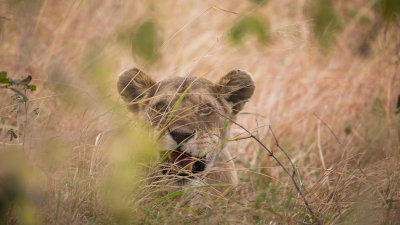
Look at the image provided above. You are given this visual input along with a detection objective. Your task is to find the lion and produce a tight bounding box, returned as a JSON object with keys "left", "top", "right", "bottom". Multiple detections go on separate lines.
{"left": 117, "top": 68, "right": 255, "bottom": 189}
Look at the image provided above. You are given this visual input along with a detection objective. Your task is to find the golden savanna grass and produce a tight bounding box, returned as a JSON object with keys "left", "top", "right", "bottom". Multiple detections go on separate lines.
{"left": 1, "top": 0, "right": 399, "bottom": 224}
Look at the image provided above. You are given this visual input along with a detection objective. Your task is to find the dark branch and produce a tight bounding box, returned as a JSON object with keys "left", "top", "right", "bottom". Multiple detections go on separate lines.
{"left": 214, "top": 110, "right": 321, "bottom": 225}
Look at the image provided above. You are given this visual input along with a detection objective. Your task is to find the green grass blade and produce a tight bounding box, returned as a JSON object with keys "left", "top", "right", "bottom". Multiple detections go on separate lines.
{"left": 165, "top": 72, "right": 208, "bottom": 125}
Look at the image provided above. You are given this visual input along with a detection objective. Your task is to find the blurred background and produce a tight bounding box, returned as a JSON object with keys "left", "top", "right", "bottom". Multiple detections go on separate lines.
{"left": 0, "top": 0, "right": 399, "bottom": 224}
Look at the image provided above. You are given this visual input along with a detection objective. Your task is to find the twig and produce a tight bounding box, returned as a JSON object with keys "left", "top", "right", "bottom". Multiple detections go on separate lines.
{"left": 1, "top": 86, "right": 29, "bottom": 102}
{"left": 269, "top": 125, "right": 297, "bottom": 178}
{"left": 0, "top": 15, "right": 11, "bottom": 21}
{"left": 229, "top": 135, "right": 253, "bottom": 141}
{"left": 313, "top": 114, "right": 342, "bottom": 146}
{"left": 214, "top": 110, "right": 321, "bottom": 225}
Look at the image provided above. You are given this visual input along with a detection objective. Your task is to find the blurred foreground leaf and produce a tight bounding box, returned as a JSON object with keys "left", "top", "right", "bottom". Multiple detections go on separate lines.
{"left": 0, "top": 71, "right": 10, "bottom": 84}
{"left": 100, "top": 125, "right": 158, "bottom": 223}
{"left": 250, "top": 0, "right": 268, "bottom": 6}
{"left": 378, "top": 0, "right": 400, "bottom": 22}
{"left": 6, "top": 0, "right": 43, "bottom": 9}
{"left": 131, "top": 19, "right": 160, "bottom": 64}
{"left": 82, "top": 42, "right": 115, "bottom": 96}
{"left": 47, "top": 63, "right": 86, "bottom": 109}
{"left": 229, "top": 15, "right": 271, "bottom": 45}
{"left": 0, "top": 151, "right": 45, "bottom": 225}
{"left": 27, "top": 85, "right": 36, "bottom": 91}
{"left": 307, "top": 0, "right": 342, "bottom": 52}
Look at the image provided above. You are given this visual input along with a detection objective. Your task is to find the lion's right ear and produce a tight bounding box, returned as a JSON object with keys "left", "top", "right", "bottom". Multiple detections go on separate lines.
{"left": 217, "top": 69, "right": 255, "bottom": 114}
{"left": 117, "top": 68, "right": 156, "bottom": 111}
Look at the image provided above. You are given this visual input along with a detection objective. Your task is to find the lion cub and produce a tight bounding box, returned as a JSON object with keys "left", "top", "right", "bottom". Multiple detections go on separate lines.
{"left": 117, "top": 68, "right": 255, "bottom": 188}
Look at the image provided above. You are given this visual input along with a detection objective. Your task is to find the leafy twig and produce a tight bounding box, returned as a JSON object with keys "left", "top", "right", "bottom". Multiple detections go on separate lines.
{"left": 8, "top": 87, "right": 28, "bottom": 102}
{"left": 0, "top": 72, "right": 36, "bottom": 102}
{"left": 1, "top": 71, "right": 37, "bottom": 149}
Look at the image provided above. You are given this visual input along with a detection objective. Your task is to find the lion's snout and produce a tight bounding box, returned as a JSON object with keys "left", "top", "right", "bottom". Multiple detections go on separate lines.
{"left": 162, "top": 127, "right": 208, "bottom": 177}
{"left": 168, "top": 127, "right": 195, "bottom": 146}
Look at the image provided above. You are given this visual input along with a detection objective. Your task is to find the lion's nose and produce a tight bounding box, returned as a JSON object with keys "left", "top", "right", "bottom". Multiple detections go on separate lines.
{"left": 169, "top": 129, "right": 195, "bottom": 144}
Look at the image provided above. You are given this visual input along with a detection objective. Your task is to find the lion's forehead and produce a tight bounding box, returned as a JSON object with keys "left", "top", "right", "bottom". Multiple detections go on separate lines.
{"left": 142, "top": 76, "right": 232, "bottom": 131}
{"left": 154, "top": 77, "right": 215, "bottom": 94}
{"left": 148, "top": 77, "right": 224, "bottom": 110}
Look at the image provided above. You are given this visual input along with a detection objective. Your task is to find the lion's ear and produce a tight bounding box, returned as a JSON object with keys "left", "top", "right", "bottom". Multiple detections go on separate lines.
{"left": 117, "top": 68, "right": 156, "bottom": 111}
{"left": 217, "top": 69, "right": 255, "bottom": 114}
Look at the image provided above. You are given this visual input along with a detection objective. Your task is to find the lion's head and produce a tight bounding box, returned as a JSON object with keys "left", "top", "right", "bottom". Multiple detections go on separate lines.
{"left": 117, "top": 68, "right": 255, "bottom": 186}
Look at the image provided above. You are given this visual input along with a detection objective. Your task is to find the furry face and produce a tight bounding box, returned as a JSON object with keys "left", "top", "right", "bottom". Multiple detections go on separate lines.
{"left": 117, "top": 68, "right": 255, "bottom": 186}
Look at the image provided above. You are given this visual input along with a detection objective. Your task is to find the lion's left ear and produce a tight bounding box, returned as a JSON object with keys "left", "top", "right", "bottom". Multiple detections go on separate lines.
{"left": 217, "top": 69, "right": 255, "bottom": 114}
{"left": 117, "top": 68, "right": 156, "bottom": 112}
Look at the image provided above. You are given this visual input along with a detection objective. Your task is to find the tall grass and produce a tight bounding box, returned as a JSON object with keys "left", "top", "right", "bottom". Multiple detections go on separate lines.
{"left": 1, "top": 0, "right": 399, "bottom": 224}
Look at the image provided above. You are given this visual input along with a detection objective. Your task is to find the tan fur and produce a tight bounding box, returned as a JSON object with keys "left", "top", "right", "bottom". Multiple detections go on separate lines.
{"left": 117, "top": 68, "right": 255, "bottom": 189}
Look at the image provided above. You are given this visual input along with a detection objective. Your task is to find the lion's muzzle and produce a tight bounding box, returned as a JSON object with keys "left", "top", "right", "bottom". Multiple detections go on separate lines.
{"left": 162, "top": 150, "right": 207, "bottom": 176}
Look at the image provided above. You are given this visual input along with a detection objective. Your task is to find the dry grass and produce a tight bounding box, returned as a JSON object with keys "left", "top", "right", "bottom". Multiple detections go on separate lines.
{"left": 1, "top": 0, "right": 399, "bottom": 224}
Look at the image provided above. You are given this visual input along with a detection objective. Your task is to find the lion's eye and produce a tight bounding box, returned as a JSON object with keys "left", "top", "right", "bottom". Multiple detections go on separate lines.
{"left": 153, "top": 102, "right": 167, "bottom": 112}
{"left": 199, "top": 105, "right": 213, "bottom": 116}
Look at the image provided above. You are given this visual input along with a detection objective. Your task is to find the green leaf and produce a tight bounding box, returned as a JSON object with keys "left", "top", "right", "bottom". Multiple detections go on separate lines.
{"left": 0, "top": 78, "right": 10, "bottom": 84}
{"left": 251, "top": 0, "right": 268, "bottom": 5}
{"left": 379, "top": 0, "right": 400, "bottom": 22}
{"left": 131, "top": 19, "right": 160, "bottom": 63}
{"left": 397, "top": 95, "right": 400, "bottom": 109}
{"left": 0, "top": 71, "right": 7, "bottom": 78}
{"left": 27, "top": 85, "right": 36, "bottom": 91}
{"left": 229, "top": 15, "right": 271, "bottom": 45}
{"left": 0, "top": 71, "right": 10, "bottom": 84}
{"left": 307, "top": 0, "right": 342, "bottom": 52}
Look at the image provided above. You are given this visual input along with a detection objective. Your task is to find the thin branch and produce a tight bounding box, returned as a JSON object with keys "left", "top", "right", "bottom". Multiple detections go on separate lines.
{"left": 314, "top": 114, "right": 342, "bottom": 146}
{"left": 269, "top": 125, "right": 297, "bottom": 178}
{"left": 2, "top": 86, "right": 29, "bottom": 102}
{"left": 214, "top": 110, "right": 321, "bottom": 225}
{"left": 229, "top": 135, "right": 253, "bottom": 141}
{"left": 0, "top": 15, "right": 10, "bottom": 21}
